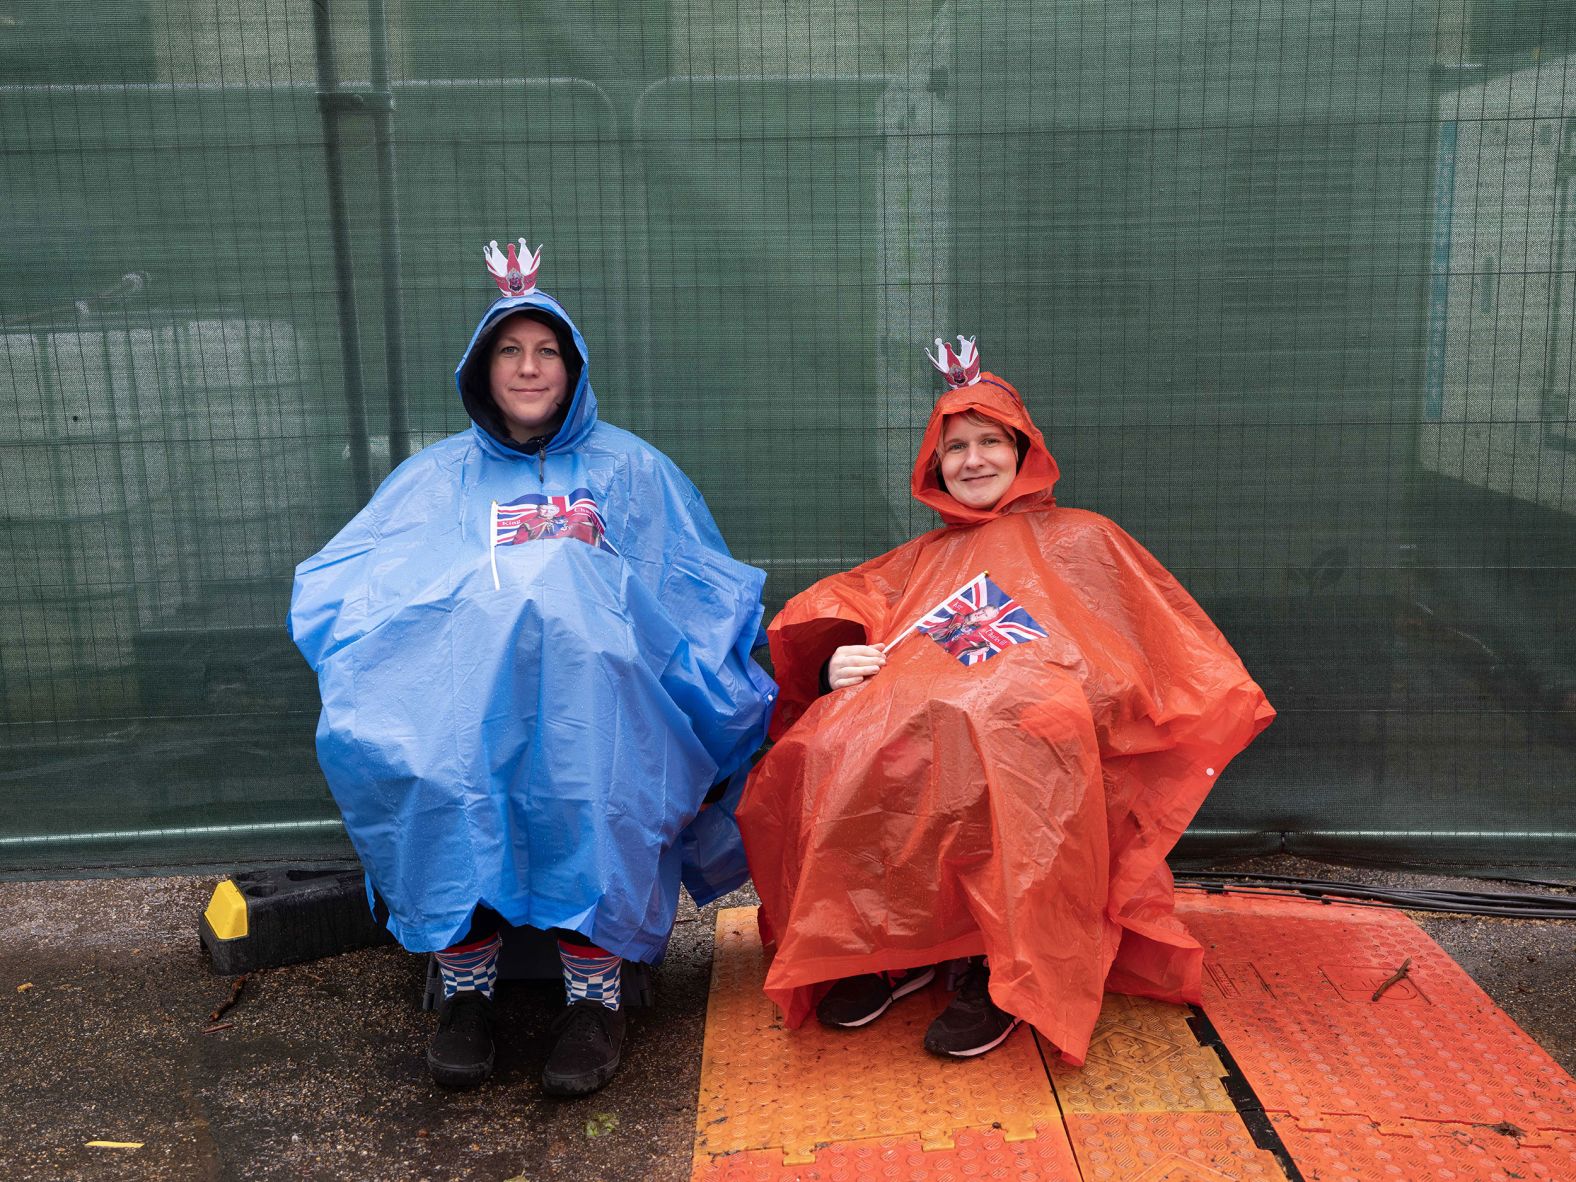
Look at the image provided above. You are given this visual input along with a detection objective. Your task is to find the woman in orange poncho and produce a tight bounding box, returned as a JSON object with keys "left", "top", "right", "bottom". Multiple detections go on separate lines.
{"left": 737, "top": 338, "right": 1274, "bottom": 1065}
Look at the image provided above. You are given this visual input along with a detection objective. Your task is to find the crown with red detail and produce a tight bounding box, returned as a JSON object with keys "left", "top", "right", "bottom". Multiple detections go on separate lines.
{"left": 926, "top": 335, "right": 981, "bottom": 389}
{"left": 483, "top": 238, "right": 543, "bottom": 297}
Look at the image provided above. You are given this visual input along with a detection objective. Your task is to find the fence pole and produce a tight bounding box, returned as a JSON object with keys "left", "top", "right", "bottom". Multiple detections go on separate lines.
{"left": 368, "top": 0, "right": 410, "bottom": 469}
{"left": 311, "top": 0, "right": 373, "bottom": 503}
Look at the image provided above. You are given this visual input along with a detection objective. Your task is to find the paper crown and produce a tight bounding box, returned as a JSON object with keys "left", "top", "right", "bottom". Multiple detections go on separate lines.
{"left": 483, "top": 238, "right": 543, "bottom": 297}
{"left": 926, "top": 335, "right": 981, "bottom": 389}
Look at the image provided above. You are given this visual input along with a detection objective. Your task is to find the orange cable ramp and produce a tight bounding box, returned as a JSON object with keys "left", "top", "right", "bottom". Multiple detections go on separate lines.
{"left": 691, "top": 898, "right": 1576, "bottom": 1181}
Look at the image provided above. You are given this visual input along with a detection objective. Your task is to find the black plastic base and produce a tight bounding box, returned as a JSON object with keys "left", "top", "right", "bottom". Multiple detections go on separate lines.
{"left": 198, "top": 867, "right": 656, "bottom": 1006}
{"left": 199, "top": 867, "right": 394, "bottom": 976}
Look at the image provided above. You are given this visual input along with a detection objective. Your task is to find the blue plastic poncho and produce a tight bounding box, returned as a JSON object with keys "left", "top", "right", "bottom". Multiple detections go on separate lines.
{"left": 288, "top": 289, "right": 776, "bottom": 960}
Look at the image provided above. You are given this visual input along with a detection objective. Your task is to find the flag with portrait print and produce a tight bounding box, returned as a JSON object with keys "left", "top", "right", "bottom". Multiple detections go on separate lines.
{"left": 916, "top": 572, "right": 1047, "bottom": 665}
{"left": 494, "top": 488, "right": 618, "bottom": 555}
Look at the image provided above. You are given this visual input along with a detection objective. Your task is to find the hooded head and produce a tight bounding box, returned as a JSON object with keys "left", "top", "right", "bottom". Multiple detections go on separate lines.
{"left": 454, "top": 241, "right": 595, "bottom": 454}
{"left": 910, "top": 366, "right": 1060, "bottom": 527}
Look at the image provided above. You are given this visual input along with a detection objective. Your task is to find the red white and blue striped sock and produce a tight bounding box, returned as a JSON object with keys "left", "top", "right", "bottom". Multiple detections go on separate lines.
{"left": 557, "top": 939, "right": 622, "bottom": 1010}
{"left": 434, "top": 933, "right": 502, "bottom": 999}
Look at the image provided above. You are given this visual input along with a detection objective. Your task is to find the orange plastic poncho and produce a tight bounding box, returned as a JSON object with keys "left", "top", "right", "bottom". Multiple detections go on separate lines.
{"left": 737, "top": 373, "right": 1274, "bottom": 1064}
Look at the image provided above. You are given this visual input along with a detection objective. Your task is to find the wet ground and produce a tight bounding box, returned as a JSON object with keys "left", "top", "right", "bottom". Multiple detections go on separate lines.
{"left": 2, "top": 856, "right": 1572, "bottom": 1182}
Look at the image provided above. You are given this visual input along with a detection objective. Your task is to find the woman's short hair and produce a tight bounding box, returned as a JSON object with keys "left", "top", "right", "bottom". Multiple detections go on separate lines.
{"left": 936, "top": 408, "right": 1030, "bottom": 465}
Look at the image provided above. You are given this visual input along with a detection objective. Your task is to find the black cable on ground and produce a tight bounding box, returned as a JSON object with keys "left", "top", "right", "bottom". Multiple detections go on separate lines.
{"left": 1174, "top": 872, "right": 1576, "bottom": 919}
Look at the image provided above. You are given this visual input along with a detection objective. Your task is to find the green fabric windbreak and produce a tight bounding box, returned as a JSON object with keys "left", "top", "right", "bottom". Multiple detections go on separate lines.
{"left": 2, "top": 1, "right": 1573, "bottom": 873}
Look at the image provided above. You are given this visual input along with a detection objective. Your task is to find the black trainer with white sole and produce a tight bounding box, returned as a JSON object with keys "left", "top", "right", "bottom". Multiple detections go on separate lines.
{"left": 815, "top": 965, "right": 937, "bottom": 1028}
{"left": 922, "top": 958, "right": 1021, "bottom": 1057}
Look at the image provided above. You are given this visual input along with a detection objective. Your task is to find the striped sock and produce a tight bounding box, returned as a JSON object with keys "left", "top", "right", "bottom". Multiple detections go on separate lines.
{"left": 557, "top": 939, "right": 622, "bottom": 1011}
{"left": 435, "top": 933, "right": 502, "bottom": 999}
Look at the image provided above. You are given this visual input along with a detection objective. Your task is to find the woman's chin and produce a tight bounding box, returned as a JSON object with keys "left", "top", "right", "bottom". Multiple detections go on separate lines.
{"left": 955, "top": 486, "right": 1005, "bottom": 510}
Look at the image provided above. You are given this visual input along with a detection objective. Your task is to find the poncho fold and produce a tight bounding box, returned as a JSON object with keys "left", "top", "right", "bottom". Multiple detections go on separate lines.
{"left": 738, "top": 374, "right": 1272, "bottom": 1063}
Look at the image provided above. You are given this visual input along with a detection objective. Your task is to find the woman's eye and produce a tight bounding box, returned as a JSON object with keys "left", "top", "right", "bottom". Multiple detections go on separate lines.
{"left": 542, "top": 348, "right": 558, "bottom": 357}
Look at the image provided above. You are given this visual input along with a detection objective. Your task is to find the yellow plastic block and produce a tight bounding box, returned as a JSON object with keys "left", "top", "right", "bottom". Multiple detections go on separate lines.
{"left": 202, "top": 879, "right": 248, "bottom": 940}
{"left": 1047, "top": 993, "right": 1237, "bottom": 1115}
{"left": 693, "top": 907, "right": 1060, "bottom": 1165}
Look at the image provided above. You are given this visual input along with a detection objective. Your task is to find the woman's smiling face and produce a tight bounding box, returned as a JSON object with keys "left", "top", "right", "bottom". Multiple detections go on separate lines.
{"left": 489, "top": 314, "right": 570, "bottom": 440}
{"left": 938, "top": 413, "right": 1019, "bottom": 510}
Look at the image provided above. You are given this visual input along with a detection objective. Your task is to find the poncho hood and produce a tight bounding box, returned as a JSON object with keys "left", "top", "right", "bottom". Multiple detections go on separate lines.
{"left": 455, "top": 289, "right": 596, "bottom": 457}
{"left": 911, "top": 372, "right": 1061, "bottom": 526}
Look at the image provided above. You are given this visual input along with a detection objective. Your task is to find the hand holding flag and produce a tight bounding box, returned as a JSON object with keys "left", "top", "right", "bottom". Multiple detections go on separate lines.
{"left": 881, "top": 571, "right": 992, "bottom": 654}
{"left": 826, "top": 644, "right": 887, "bottom": 689}
{"left": 883, "top": 571, "right": 1048, "bottom": 666}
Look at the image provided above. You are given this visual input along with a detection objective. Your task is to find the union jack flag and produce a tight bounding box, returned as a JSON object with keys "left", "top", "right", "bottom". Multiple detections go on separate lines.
{"left": 493, "top": 488, "right": 618, "bottom": 555}
{"left": 916, "top": 573, "right": 1046, "bottom": 665}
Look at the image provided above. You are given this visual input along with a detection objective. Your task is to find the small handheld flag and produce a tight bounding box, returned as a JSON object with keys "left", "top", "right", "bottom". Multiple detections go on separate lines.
{"left": 882, "top": 571, "right": 987, "bottom": 655}
{"left": 496, "top": 489, "right": 616, "bottom": 551}
{"left": 885, "top": 571, "right": 1047, "bottom": 665}
{"left": 489, "top": 489, "right": 618, "bottom": 589}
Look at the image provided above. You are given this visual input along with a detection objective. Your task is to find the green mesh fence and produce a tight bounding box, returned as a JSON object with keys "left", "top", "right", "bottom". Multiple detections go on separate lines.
{"left": 2, "top": 1, "right": 1574, "bottom": 873}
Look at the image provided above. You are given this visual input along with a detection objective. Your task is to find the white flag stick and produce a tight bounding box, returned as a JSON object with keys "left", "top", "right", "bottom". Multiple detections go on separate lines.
{"left": 879, "top": 570, "right": 987, "bottom": 654}
{"left": 490, "top": 500, "right": 502, "bottom": 590}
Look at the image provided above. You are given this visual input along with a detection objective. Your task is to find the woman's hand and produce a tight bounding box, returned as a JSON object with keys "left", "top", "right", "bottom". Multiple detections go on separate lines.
{"left": 827, "top": 644, "right": 887, "bottom": 689}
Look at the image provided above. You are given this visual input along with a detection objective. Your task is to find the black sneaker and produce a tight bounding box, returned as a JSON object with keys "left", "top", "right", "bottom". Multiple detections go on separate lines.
{"left": 815, "top": 966, "right": 937, "bottom": 1028}
{"left": 541, "top": 1000, "right": 627, "bottom": 1097}
{"left": 426, "top": 990, "right": 496, "bottom": 1087}
{"left": 922, "top": 958, "right": 1021, "bottom": 1057}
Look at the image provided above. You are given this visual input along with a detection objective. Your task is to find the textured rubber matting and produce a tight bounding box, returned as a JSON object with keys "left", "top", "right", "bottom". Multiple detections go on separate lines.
{"left": 693, "top": 907, "right": 1065, "bottom": 1170}
{"left": 692, "top": 1124, "right": 1081, "bottom": 1182}
{"left": 694, "top": 899, "right": 1576, "bottom": 1181}
{"left": 1066, "top": 1112, "right": 1288, "bottom": 1181}
{"left": 1047, "top": 994, "right": 1283, "bottom": 1180}
{"left": 1181, "top": 892, "right": 1576, "bottom": 1179}
{"left": 1046, "top": 993, "right": 1236, "bottom": 1115}
{"left": 1268, "top": 1112, "right": 1576, "bottom": 1181}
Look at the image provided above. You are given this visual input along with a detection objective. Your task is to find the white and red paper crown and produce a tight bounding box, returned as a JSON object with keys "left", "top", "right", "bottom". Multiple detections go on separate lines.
{"left": 926, "top": 335, "right": 981, "bottom": 388}
{"left": 483, "top": 238, "right": 543, "bottom": 297}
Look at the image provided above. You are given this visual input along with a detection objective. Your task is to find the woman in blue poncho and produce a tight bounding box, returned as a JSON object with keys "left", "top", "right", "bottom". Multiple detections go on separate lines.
{"left": 288, "top": 241, "right": 775, "bottom": 1096}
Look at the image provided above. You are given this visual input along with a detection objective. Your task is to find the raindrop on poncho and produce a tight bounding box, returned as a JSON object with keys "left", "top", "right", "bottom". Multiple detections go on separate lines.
{"left": 289, "top": 289, "right": 776, "bottom": 960}
{"left": 738, "top": 373, "right": 1273, "bottom": 1063}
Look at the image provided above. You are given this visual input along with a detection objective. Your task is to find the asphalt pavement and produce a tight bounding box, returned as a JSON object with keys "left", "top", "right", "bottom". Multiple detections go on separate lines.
{"left": 2, "top": 856, "right": 1571, "bottom": 1182}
